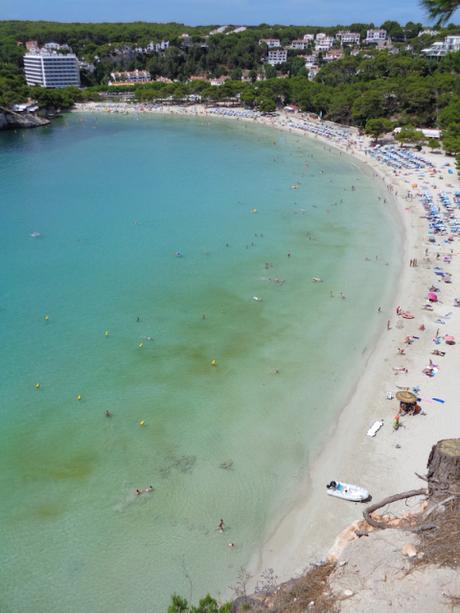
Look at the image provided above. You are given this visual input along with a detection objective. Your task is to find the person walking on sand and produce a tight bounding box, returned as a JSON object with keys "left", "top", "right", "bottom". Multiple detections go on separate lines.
{"left": 387, "top": 320, "right": 391, "bottom": 331}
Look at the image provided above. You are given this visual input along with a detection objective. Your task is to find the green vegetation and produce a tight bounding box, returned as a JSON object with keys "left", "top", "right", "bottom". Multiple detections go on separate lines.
{"left": 167, "top": 593, "right": 232, "bottom": 613}
{"left": 365, "top": 117, "right": 394, "bottom": 141}
{"left": 0, "top": 20, "right": 459, "bottom": 161}
{"left": 421, "top": 0, "right": 460, "bottom": 24}
{"left": 394, "top": 125, "right": 427, "bottom": 145}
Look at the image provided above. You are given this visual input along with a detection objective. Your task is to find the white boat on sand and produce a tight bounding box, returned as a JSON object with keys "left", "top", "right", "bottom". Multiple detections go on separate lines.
{"left": 326, "top": 480, "right": 369, "bottom": 502}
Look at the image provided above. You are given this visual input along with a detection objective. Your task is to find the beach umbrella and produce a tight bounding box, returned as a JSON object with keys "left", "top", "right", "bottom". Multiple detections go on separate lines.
{"left": 445, "top": 335, "right": 456, "bottom": 345}
{"left": 427, "top": 291, "right": 438, "bottom": 302}
{"left": 395, "top": 390, "right": 417, "bottom": 404}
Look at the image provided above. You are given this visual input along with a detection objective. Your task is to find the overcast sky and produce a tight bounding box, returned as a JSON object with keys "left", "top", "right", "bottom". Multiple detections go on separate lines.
{"left": 1, "top": 0, "right": 438, "bottom": 26}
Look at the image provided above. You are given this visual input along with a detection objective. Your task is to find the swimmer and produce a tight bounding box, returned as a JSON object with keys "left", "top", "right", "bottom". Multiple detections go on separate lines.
{"left": 228, "top": 543, "right": 235, "bottom": 548}
{"left": 136, "top": 489, "right": 142, "bottom": 496}
{"left": 218, "top": 519, "right": 225, "bottom": 532}
{"left": 105, "top": 410, "right": 112, "bottom": 417}
{"left": 144, "top": 486, "right": 154, "bottom": 493}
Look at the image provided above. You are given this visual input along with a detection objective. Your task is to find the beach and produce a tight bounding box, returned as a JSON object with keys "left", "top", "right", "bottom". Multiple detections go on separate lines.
{"left": 2, "top": 102, "right": 458, "bottom": 608}
{"left": 74, "top": 100, "right": 460, "bottom": 586}
{"left": 73, "top": 101, "right": 460, "bottom": 587}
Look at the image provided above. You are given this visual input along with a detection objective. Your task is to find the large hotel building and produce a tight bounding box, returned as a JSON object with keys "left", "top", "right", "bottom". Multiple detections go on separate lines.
{"left": 23, "top": 52, "right": 81, "bottom": 88}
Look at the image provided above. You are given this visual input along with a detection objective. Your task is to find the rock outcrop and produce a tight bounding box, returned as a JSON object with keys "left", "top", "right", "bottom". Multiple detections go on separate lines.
{"left": 0, "top": 106, "right": 49, "bottom": 130}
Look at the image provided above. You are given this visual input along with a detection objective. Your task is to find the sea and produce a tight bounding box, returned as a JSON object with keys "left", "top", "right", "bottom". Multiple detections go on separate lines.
{"left": 0, "top": 112, "right": 401, "bottom": 612}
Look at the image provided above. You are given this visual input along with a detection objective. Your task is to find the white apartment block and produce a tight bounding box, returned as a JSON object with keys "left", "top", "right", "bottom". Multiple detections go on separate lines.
{"left": 23, "top": 52, "right": 80, "bottom": 88}
{"left": 259, "top": 38, "right": 281, "bottom": 48}
{"left": 336, "top": 31, "right": 360, "bottom": 45}
{"left": 303, "top": 34, "right": 315, "bottom": 42}
{"left": 109, "top": 69, "right": 151, "bottom": 83}
{"left": 290, "top": 39, "right": 309, "bottom": 50}
{"left": 315, "top": 39, "right": 334, "bottom": 52}
{"left": 315, "top": 33, "right": 335, "bottom": 51}
{"left": 365, "top": 29, "right": 388, "bottom": 44}
{"left": 267, "top": 48, "right": 288, "bottom": 65}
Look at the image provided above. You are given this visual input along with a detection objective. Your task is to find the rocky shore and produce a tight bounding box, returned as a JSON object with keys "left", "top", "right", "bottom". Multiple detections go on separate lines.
{"left": 0, "top": 106, "right": 49, "bottom": 130}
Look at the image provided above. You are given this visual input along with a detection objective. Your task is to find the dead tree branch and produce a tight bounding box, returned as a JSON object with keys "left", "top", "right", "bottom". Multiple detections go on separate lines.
{"left": 363, "top": 488, "right": 427, "bottom": 529}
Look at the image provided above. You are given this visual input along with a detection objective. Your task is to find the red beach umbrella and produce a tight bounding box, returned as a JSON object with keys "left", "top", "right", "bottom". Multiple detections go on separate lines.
{"left": 427, "top": 292, "right": 438, "bottom": 302}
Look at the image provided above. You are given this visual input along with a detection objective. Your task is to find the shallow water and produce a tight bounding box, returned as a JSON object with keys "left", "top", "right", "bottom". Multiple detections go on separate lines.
{"left": 0, "top": 113, "right": 400, "bottom": 612}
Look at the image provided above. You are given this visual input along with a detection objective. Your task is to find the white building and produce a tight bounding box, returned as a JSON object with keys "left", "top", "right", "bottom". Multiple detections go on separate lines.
{"left": 209, "top": 26, "right": 229, "bottom": 35}
{"left": 422, "top": 35, "right": 460, "bottom": 57}
{"left": 289, "top": 39, "right": 309, "bottom": 50}
{"left": 315, "top": 33, "right": 334, "bottom": 51}
{"left": 303, "top": 34, "right": 315, "bottom": 42}
{"left": 324, "top": 49, "right": 344, "bottom": 62}
{"left": 304, "top": 54, "right": 317, "bottom": 68}
{"left": 145, "top": 40, "right": 169, "bottom": 53}
{"left": 109, "top": 69, "right": 151, "bottom": 84}
{"left": 446, "top": 36, "right": 460, "bottom": 51}
{"left": 336, "top": 31, "right": 360, "bottom": 45}
{"left": 267, "top": 48, "right": 287, "bottom": 65}
{"left": 23, "top": 52, "right": 80, "bottom": 88}
{"left": 308, "top": 66, "right": 320, "bottom": 80}
{"left": 365, "top": 29, "right": 388, "bottom": 45}
{"left": 315, "top": 39, "right": 334, "bottom": 52}
{"left": 42, "top": 42, "right": 71, "bottom": 52}
{"left": 231, "top": 27, "right": 247, "bottom": 34}
{"left": 259, "top": 38, "right": 281, "bottom": 49}
{"left": 180, "top": 33, "right": 192, "bottom": 48}
{"left": 418, "top": 29, "right": 439, "bottom": 37}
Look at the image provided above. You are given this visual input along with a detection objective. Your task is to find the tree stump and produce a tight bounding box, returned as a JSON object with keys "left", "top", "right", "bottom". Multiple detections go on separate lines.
{"left": 426, "top": 439, "right": 460, "bottom": 497}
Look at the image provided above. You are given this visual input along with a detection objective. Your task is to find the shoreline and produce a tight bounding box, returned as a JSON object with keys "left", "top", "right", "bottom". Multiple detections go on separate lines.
{"left": 74, "top": 101, "right": 460, "bottom": 590}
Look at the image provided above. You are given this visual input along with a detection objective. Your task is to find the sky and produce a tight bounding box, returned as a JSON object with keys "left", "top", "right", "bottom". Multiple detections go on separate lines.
{"left": 1, "top": 0, "right": 432, "bottom": 26}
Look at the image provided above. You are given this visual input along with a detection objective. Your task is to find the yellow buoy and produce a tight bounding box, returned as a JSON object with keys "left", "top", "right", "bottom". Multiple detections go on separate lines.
{"left": 138, "top": 342, "right": 144, "bottom": 348}
{"left": 139, "top": 420, "right": 145, "bottom": 427}
{"left": 211, "top": 359, "right": 217, "bottom": 367}
{"left": 76, "top": 394, "right": 82, "bottom": 401}
{"left": 44, "top": 314, "right": 49, "bottom": 321}
{"left": 34, "top": 383, "right": 41, "bottom": 390}
{"left": 251, "top": 208, "right": 257, "bottom": 214}
{"left": 104, "top": 330, "right": 110, "bottom": 337}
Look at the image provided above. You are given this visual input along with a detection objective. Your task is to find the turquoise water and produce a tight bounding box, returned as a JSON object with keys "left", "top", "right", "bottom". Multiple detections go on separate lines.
{"left": 0, "top": 113, "right": 400, "bottom": 612}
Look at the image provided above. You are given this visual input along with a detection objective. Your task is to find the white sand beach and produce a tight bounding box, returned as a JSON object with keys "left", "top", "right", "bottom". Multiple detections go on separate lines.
{"left": 75, "top": 101, "right": 460, "bottom": 585}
